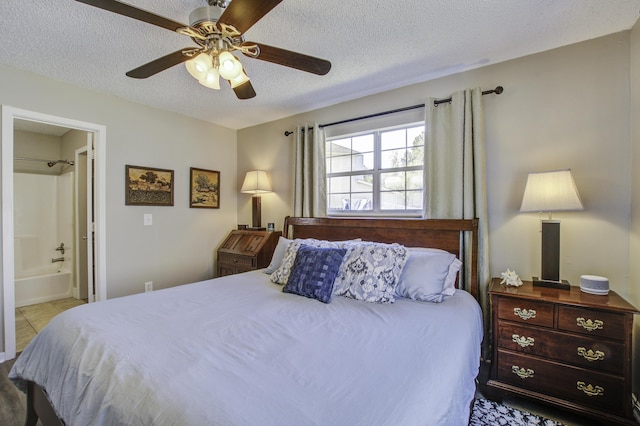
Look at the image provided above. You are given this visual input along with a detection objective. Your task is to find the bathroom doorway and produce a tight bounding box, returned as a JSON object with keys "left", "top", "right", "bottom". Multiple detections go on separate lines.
{"left": 1, "top": 106, "right": 106, "bottom": 361}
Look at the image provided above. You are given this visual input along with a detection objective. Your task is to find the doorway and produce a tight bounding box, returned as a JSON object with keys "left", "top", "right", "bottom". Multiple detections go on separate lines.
{"left": 1, "top": 106, "right": 107, "bottom": 361}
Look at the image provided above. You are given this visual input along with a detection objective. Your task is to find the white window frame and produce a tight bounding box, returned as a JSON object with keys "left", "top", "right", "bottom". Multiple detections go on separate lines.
{"left": 326, "top": 121, "right": 425, "bottom": 217}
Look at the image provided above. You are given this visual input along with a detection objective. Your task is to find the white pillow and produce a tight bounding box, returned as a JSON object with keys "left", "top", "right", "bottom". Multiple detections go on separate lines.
{"left": 263, "top": 236, "right": 291, "bottom": 274}
{"left": 395, "top": 248, "right": 462, "bottom": 303}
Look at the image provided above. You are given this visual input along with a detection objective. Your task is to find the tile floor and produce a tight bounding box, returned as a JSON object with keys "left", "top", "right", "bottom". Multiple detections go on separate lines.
{"left": 15, "top": 298, "right": 86, "bottom": 352}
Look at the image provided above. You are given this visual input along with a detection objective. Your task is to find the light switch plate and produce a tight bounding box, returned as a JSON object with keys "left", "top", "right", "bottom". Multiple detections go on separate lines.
{"left": 143, "top": 213, "right": 152, "bottom": 226}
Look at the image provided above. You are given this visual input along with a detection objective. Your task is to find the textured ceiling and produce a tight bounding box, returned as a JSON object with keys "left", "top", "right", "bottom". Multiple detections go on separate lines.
{"left": 1, "top": 0, "right": 639, "bottom": 130}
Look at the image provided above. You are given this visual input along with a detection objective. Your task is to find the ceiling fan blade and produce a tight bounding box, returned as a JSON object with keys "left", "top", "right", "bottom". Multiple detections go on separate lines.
{"left": 219, "top": 0, "right": 282, "bottom": 34}
{"left": 232, "top": 80, "right": 256, "bottom": 99}
{"left": 246, "top": 43, "right": 331, "bottom": 75}
{"left": 75, "top": 0, "right": 188, "bottom": 32}
{"left": 126, "top": 49, "right": 198, "bottom": 79}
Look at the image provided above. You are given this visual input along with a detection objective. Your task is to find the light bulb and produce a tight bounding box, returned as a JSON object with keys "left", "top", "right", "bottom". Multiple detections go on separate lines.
{"left": 186, "top": 53, "right": 212, "bottom": 81}
{"left": 218, "top": 51, "right": 243, "bottom": 80}
{"left": 199, "top": 67, "right": 220, "bottom": 90}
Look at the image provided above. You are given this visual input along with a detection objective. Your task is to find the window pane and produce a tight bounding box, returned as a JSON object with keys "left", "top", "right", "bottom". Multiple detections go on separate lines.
{"left": 352, "top": 134, "right": 374, "bottom": 153}
{"left": 330, "top": 138, "right": 351, "bottom": 151}
{"left": 406, "top": 170, "right": 423, "bottom": 190}
{"left": 347, "top": 193, "right": 372, "bottom": 210}
{"left": 352, "top": 151, "right": 373, "bottom": 171}
{"left": 351, "top": 174, "right": 373, "bottom": 192}
{"left": 406, "top": 145, "right": 424, "bottom": 167}
{"left": 381, "top": 148, "right": 406, "bottom": 169}
{"left": 329, "top": 193, "right": 350, "bottom": 210}
{"left": 406, "top": 190, "right": 423, "bottom": 210}
{"left": 381, "top": 171, "right": 405, "bottom": 191}
{"left": 380, "top": 191, "right": 406, "bottom": 210}
{"left": 381, "top": 129, "right": 406, "bottom": 150}
{"left": 329, "top": 155, "right": 352, "bottom": 173}
{"left": 407, "top": 127, "right": 424, "bottom": 147}
{"left": 328, "top": 176, "right": 351, "bottom": 193}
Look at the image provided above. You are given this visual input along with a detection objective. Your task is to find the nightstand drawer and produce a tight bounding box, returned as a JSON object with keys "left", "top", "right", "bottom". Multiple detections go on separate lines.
{"left": 497, "top": 350, "right": 624, "bottom": 413}
{"left": 558, "top": 306, "right": 626, "bottom": 340}
{"left": 218, "top": 253, "right": 255, "bottom": 268}
{"left": 498, "top": 322, "right": 624, "bottom": 374}
{"left": 496, "top": 297, "right": 554, "bottom": 327}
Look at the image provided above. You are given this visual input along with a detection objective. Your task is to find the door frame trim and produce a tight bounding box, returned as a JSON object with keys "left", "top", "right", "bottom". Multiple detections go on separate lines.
{"left": 1, "top": 105, "right": 107, "bottom": 361}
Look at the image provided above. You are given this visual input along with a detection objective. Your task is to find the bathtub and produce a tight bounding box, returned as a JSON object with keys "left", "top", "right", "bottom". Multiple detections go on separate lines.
{"left": 15, "top": 266, "right": 72, "bottom": 308}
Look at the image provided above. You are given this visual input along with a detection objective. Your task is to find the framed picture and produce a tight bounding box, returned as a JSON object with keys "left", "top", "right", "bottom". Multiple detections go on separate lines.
{"left": 125, "top": 165, "right": 174, "bottom": 206}
{"left": 190, "top": 167, "right": 220, "bottom": 209}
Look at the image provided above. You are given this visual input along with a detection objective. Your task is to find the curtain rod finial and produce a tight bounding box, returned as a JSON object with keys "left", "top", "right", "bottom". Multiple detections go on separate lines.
{"left": 494, "top": 86, "right": 504, "bottom": 94}
{"left": 284, "top": 130, "right": 293, "bottom": 137}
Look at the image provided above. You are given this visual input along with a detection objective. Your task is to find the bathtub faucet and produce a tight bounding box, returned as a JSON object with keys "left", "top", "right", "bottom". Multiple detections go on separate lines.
{"left": 51, "top": 257, "right": 64, "bottom": 263}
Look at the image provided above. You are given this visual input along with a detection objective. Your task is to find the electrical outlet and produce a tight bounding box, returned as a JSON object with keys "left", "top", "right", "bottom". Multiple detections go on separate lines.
{"left": 144, "top": 281, "right": 153, "bottom": 292}
{"left": 143, "top": 214, "right": 152, "bottom": 226}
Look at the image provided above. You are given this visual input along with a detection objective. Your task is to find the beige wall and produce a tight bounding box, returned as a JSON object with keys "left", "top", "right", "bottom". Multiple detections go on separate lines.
{"left": 630, "top": 16, "right": 640, "bottom": 398}
{"left": 239, "top": 31, "right": 636, "bottom": 306}
{"left": 0, "top": 64, "right": 238, "bottom": 354}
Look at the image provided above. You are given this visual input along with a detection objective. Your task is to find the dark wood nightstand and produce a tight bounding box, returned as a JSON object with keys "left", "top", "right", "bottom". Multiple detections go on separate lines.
{"left": 487, "top": 277, "right": 638, "bottom": 425}
{"left": 216, "top": 229, "right": 281, "bottom": 277}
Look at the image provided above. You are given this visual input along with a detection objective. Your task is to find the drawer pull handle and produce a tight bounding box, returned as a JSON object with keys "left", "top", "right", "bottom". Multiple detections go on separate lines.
{"left": 513, "top": 308, "right": 536, "bottom": 320}
{"left": 511, "top": 366, "right": 534, "bottom": 379}
{"left": 576, "top": 317, "right": 604, "bottom": 332}
{"left": 577, "top": 347, "right": 605, "bottom": 362}
{"left": 512, "top": 334, "right": 535, "bottom": 348}
{"left": 577, "top": 381, "right": 604, "bottom": 397}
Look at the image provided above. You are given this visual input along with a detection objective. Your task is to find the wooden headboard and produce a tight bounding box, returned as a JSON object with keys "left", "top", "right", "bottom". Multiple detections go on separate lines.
{"left": 283, "top": 216, "right": 479, "bottom": 299}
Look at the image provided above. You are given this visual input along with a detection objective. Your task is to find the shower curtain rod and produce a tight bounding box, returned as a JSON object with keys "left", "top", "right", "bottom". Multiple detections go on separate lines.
{"left": 283, "top": 85, "right": 503, "bottom": 136}
{"left": 14, "top": 156, "right": 74, "bottom": 167}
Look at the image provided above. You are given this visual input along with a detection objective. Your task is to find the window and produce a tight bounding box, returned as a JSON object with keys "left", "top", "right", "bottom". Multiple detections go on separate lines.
{"left": 325, "top": 123, "right": 425, "bottom": 216}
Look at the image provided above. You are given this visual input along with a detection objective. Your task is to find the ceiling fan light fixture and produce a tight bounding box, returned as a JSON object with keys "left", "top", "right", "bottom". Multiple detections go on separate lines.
{"left": 218, "top": 51, "right": 243, "bottom": 80}
{"left": 229, "top": 70, "right": 250, "bottom": 88}
{"left": 200, "top": 67, "right": 221, "bottom": 90}
{"left": 185, "top": 52, "right": 212, "bottom": 80}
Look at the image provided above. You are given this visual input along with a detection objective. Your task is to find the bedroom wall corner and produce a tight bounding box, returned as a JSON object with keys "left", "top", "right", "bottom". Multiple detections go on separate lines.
{"left": 237, "top": 122, "right": 294, "bottom": 231}
{"left": 628, "top": 15, "right": 640, "bottom": 415}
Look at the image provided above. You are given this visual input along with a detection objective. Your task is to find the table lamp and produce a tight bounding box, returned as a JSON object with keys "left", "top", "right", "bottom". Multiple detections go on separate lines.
{"left": 520, "top": 169, "right": 583, "bottom": 289}
{"left": 241, "top": 170, "right": 272, "bottom": 229}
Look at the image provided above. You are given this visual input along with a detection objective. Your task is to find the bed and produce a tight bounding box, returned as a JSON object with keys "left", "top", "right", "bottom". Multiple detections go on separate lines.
{"left": 10, "top": 217, "right": 483, "bottom": 426}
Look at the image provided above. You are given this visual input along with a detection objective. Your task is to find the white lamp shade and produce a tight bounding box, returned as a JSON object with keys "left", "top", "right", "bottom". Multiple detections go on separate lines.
{"left": 218, "top": 51, "right": 243, "bottom": 80}
{"left": 520, "top": 169, "right": 583, "bottom": 212}
{"left": 241, "top": 170, "right": 272, "bottom": 194}
{"left": 229, "top": 70, "right": 250, "bottom": 88}
{"left": 185, "top": 53, "right": 212, "bottom": 81}
{"left": 199, "top": 67, "right": 220, "bottom": 90}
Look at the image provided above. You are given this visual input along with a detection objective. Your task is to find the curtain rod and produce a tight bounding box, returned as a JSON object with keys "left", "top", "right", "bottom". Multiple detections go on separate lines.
{"left": 284, "top": 85, "right": 503, "bottom": 136}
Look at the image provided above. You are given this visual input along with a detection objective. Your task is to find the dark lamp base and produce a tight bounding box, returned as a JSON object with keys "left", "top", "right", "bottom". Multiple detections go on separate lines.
{"left": 532, "top": 277, "right": 570, "bottom": 290}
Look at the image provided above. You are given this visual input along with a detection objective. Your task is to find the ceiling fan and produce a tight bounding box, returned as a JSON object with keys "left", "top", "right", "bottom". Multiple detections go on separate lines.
{"left": 75, "top": 0, "right": 332, "bottom": 99}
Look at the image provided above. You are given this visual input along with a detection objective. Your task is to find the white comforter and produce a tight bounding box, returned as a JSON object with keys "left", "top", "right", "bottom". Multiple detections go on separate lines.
{"left": 10, "top": 270, "right": 483, "bottom": 426}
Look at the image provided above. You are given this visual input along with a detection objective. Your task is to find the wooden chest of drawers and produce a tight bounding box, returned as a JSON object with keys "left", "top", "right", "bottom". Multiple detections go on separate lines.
{"left": 216, "top": 230, "right": 281, "bottom": 277}
{"left": 488, "top": 278, "right": 638, "bottom": 424}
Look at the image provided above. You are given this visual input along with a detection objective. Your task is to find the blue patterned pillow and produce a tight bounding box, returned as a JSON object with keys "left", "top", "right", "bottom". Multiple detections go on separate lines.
{"left": 333, "top": 242, "right": 408, "bottom": 304}
{"left": 282, "top": 245, "right": 347, "bottom": 303}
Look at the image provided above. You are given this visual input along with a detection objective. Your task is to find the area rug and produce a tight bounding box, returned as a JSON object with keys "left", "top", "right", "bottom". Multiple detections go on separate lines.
{"left": 470, "top": 398, "right": 564, "bottom": 426}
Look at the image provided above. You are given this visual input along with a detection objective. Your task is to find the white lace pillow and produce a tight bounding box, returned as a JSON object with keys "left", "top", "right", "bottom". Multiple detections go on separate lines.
{"left": 333, "top": 242, "right": 408, "bottom": 304}
{"left": 270, "top": 239, "right": 344, "bottom": 284}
